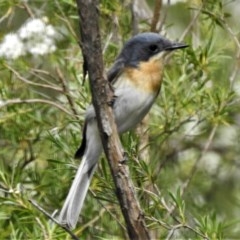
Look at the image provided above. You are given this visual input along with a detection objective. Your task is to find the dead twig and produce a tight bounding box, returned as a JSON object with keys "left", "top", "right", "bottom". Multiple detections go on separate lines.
{"left": 5, "top": 64, "right": 63, "bottom": 92}
{"left": 29, "top": 199, "right": 79, "bottom": 240}
{"left": 56, "top": 67, "right": 79, "bottom": 118}
{"left": 0, "top": 98, "right": 72, "bottom": 115}
{"left": 151, "top": 0, "right": 162, "bottom": 33}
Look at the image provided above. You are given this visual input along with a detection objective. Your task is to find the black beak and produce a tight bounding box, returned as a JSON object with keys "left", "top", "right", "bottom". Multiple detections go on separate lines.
{"left": 164, "top": 42, "right": 188, "bottom": 51}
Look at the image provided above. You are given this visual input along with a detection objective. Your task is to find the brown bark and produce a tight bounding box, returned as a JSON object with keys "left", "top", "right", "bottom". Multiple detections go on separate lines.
{"left": 75, "top": 0, "right": 150, "bottom": 239}
{"left": 151, "top": 0, "right": 162, "bottom": 32}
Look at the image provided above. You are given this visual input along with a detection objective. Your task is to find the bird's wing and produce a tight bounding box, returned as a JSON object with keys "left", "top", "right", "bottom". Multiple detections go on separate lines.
{"left": 74, "top": 122, "right": 87, "bottom": 159}
{"left": 107, "top": 58, "right": 125, "bottom": 84}
{"left": 75, "top": 58, "right": 125, "bottom": 158}
{"left": 74, "top": 105, "right": 96, "bottom": 159}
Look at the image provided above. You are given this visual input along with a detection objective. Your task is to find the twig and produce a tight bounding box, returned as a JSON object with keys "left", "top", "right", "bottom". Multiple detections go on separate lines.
{"left": 56, "top": 67, "right": 79, "bottom": 118}
{"left": 35, "top": 217, "right": 48, "bottom": 239}
{"left": 0, "top": 98, "right": 73, "bottom": 115}
{"left": 181, "top": 124, "right": 218, "bottom": 194}
{"left": 29, "top": 68, "right": 59, "bottom": 85}
{"left": 5, "top": 64, "right": 63, "bottom": 92}
{"left": 223, "top": 22, "right": 240, "bottom": 50}
{"left": 0, "top": 7, "right": 12, "bottom": 24}
{"left": 179, "top": 6, "right": 203, "bottom": 42}
{"left": 77, "top": 207, "right": 106, "bottom": 234}
{"left": 223, "top": 22, "right": 240, "bottom": 88}
{"left": 21, "top": 2, "right": 35, "bottom": 18}
{"left": 76, "top": 196, "right": 126, "bottom": 236}
{"left": 147, "top": 213, "right": 209, "bottom": 240}
{"left": 54, "top": 0, "right": 78, "bottom": 40}
{"left": 136, "top": 115, "right": 150, "bottom": 163}
{"left": 131, "top": 0, "right": 139, "bottom": 35}
{"left": 165, "top": 224, "right": 182, "bottom": 240}
{"left": 21, "top": 140, "right": 36, "bottom": 170}
{"left": 161, "top": 199, "right": 209, "bottom": 240}
{"left": 146, "top": 216, "right": 171, "bottom": 230}
{"left": 29, "top": 199, "right": 79, "bottom": 240}
{"left": 164, "top": 125, "right": 218, "bottom": 218}
{"left": 164, "top": 4, "right": 202, "bottom": 68}
{"left": 158, "top": 0, "right": 170, "bottom": 32}
{"left": 229, "top": 49, "right": 240, "bottom": 88}
{"left": 150, "top": 0, "right": 162, "bottom": 32}
{"left": 89, "top": 189, "right": 127, "bottom": 231}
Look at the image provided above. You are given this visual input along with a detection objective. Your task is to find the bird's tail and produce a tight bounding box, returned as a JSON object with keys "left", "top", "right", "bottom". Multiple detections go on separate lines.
{"left": 58, "top": 154, "right": 99, "bottom": 229}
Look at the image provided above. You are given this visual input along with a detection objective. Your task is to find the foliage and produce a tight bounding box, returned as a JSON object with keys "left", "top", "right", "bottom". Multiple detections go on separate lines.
{"left": 0, "top": 0, "right": 240, "bottom": 239}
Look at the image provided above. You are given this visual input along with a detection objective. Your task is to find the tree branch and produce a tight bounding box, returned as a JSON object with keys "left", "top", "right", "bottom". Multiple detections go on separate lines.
{"left": 75, "top": 0, "right": 150, "bottom": 239}
{"left": 56, "top": 67, "right": 79, "bottom": 118}
{"left": 0, "top": 98, "right": 72, "bottom": 115}
{"left": 5, "top": 63, "right": 63, "bottom": 92}
{"left": 150, "top": 0, "right": 162, "bottom": 32}
{"left": 29, "top": 199, "right": 79, "bottom": 240}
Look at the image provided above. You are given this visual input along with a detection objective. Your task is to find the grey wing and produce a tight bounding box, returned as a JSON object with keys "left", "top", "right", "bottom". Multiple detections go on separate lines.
{"left": 107, "top": 58, "right": 125, "bottom": 83}
{"left": 74, "top": 105, "right": 96, "bottom": 159}
{"left": 75, "top": 58, "right": 125, "bottom": 158}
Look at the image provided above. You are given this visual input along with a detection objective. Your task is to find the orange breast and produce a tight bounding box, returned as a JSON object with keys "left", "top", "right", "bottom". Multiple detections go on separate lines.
{"left": 125, "top": 58, "right": 163, "bottom": 94}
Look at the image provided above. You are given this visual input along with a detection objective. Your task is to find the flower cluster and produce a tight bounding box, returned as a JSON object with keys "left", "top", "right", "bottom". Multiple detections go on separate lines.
{"left": 0, "top": 18, "right": 58, "bottom": 60}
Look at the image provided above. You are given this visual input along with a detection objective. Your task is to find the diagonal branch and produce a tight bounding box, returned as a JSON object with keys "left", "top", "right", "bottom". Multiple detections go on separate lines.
{"left": 5, "top": 63, "right": 63, "bottom": 92}
{"left": 0, "top": 98, "right": 72, "bottom": 115}
{"left": 29, "top": 199, "right": 79, "bottom": 240}
{"left": 56, "top": 67, "right": 79, "bottom": 118}
{"left": 75, "top": 0, "right": 150, "bottom": 239}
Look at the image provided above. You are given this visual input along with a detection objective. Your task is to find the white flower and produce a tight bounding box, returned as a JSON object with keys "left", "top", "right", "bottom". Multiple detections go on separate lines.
{"left": 18, "top": 24, "right": 30, "bottom": 39}
{"left": 46, "top": 25, "right": 57, "bottom": 37}
{"left": 0, "top": 17, "right": 59, "bottom": 60}
{"left": 19, "top": 18, "right": 46, "bottom": 39}
{"left": 19, "top": 18, "right": 58, "bottom": 56}
{"left": 26, "top": 36, "right": 56, "bottom": 56}
{"left": 28, "top": 41, "right": 55, "bottom": 56}
{"left": 19, "top": 18, "right": 57, "bottom": 40}
{"left": 0, "top": 34, "right": 25, "bottom": 59}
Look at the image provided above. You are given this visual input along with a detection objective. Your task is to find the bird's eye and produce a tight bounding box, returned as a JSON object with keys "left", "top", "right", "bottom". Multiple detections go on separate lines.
{"left": 149, "top": 44, "right": 158, "bottom": 52}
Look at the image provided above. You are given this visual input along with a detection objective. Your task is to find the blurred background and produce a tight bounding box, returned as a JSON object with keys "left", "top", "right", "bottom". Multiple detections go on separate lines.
{"left": 0, "top": 0, "right": 240, "bottom": 239}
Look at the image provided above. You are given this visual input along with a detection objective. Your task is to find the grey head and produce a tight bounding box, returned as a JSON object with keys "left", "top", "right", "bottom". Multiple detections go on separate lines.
{"left": 108, "top": 32, "right": 188, "bottom": 82}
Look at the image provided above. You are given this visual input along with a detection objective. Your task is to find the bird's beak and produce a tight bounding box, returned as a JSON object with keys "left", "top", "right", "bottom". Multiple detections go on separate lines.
{"left": 151, "top": 40, "right": 188, "bottom": 61}
{"left": 164, "top": 42, "right": 188, "bottom": 51}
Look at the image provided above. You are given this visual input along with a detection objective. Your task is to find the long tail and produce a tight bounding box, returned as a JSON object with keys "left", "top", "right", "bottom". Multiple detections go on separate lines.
{"left": 58, "top": 120, "right": 102, "bottom": 229}
{"left": 58, "top": 156, "right": 97, "bottom": 229}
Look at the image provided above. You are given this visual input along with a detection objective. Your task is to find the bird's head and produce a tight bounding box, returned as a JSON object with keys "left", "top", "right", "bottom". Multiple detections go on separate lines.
{"left": 118, "top": 32, "right": 188, "bottom": 67}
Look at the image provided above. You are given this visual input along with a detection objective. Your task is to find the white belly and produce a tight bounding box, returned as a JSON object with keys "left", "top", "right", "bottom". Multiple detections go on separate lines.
{"left": 113, "top": 86, "right": 157, "bottom": 133}
{"left": 85, "top": 77, "right": 158, "bottom": 134}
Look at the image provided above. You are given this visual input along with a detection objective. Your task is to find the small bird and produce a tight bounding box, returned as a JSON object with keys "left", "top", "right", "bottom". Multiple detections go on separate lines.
{"left": 58, "top": 32, "right": 188, "bottom": 229}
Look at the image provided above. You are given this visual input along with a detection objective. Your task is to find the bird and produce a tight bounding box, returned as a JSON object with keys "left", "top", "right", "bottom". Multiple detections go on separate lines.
{"left": 58, "top": 32, "right": 188, "bottom": 229}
